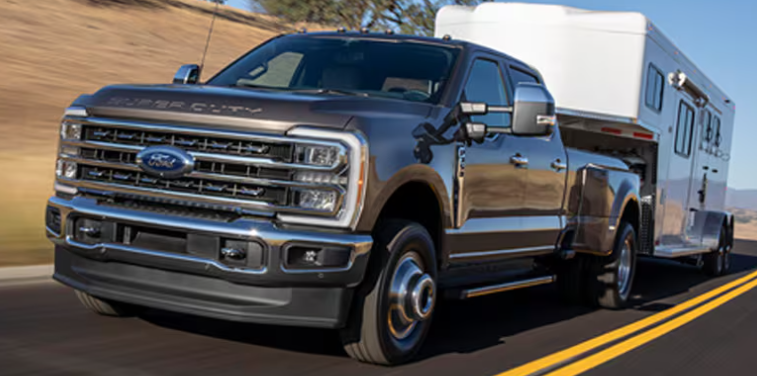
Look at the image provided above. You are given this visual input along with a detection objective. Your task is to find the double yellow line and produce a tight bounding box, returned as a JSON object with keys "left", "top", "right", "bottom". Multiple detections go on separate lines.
{"left": 497, "top": 269, "right": 757, "bottom": 376}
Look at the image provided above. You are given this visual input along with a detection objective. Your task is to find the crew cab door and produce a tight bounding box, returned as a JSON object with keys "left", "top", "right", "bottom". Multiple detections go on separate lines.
{"left": 506, "top": 66, "right": 568, "bottom": 247}
{"left": 447, "top": 57, "right": 529, "bottom": 261}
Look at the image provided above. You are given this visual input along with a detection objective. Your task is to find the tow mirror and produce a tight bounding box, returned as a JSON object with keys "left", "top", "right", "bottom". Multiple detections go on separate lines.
{"left": 511, "top": 83, "right": 555, "bottom": 137}
{"left": 173, "top": 64, "right": 200, "bottom": 84}
{"left": 458, "top": 83, "right": 555, "bottom": 142}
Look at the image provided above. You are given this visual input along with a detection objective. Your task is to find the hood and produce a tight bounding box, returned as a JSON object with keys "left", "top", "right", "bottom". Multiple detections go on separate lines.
{"left": 82, "top": 84, "right": 433, "bottom": 134}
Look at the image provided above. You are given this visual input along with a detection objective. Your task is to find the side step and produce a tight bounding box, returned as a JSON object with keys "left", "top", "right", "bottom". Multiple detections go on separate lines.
{"left": 654, "top": 246, "right": 711, "bottom": 258}
{"left": 459, "top": 275, "right": 556, "bottom": 299}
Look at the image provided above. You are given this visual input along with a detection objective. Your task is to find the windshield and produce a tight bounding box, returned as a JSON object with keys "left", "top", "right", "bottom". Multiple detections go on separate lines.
{"left": 208, "top": 36, "right": 461, "bottom": 103}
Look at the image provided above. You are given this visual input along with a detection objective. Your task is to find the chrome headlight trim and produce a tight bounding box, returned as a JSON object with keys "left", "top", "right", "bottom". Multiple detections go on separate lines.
{"left": 280, "top": 127, "right": 368, "bottom": 230}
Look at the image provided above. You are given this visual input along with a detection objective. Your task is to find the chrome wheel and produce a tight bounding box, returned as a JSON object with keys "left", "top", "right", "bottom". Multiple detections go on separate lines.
{"left": 617, "top": 238, "right": 633, "bottom": 296}
{"left": 387, "top": 251, "right": 435, "bottom": 344}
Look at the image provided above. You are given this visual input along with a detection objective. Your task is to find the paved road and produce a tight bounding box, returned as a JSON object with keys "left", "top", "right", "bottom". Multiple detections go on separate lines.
{"left": 3, "top": 240, "right": 757, "bottom": 376}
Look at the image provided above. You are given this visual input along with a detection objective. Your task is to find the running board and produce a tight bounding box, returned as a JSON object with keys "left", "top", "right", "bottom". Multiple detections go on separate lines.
{"left": 654, "top": 246, "right": 711, "bottom": 258}
{"left": 461, "top": 275, "right": 556, "bottom": 299}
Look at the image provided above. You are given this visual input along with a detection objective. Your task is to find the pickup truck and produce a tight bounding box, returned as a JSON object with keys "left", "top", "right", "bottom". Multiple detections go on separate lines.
{"left": 47, "top": 31, "right": 641, "bottom": 365}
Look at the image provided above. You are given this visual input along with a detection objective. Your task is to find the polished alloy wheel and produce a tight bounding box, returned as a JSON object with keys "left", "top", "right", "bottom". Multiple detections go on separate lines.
{"left": 617, "top": 238, "right": 633, "bottom": 296}
{"left": 387, "top": 251, "right": 435, "bottom": 345}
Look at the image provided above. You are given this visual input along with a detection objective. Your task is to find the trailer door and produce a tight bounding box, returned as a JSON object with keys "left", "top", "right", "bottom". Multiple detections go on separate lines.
{"left": 661, "top": 98, "right": 698, "bottom": 247}
{"left": 688, "top": 110, "right": 712, "bottom": 212}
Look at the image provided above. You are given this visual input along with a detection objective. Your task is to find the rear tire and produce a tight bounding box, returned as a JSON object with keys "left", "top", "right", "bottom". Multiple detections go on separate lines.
{"left": 586, "top": 222, "right": 637, "bottom": 309}
{"left": 340, "top": 220, "right": 437, "bottom": 365}
{"left": 75, "top": 290, "right": 135, "bottom": 317}
{"left": 703, "top": 226, "right": 729, "bottom": 276}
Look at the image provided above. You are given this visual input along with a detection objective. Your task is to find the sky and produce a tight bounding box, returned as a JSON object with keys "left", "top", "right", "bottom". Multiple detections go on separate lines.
{"left": 226, "top": 0, "right": 757, "bottom": 189}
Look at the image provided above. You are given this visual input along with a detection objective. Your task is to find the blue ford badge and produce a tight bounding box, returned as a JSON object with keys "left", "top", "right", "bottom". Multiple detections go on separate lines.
{"left": 136, "top": 146, "right": 194, "bottom": 179}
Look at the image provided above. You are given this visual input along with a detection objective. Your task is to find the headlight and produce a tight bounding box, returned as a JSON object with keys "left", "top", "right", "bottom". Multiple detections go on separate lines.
{"left": 295, "top": 189, "right": 338, "bottom": 212}
{"left": 60, "top": 122, "right": 82, "bottom": 140}
{"left": 281, "top": 128, "right": 368, "bottom": 229}
{"left": 56, "top": 159, "right": 78, "bottom": 179}
{"left": 295, "top": 144, "right": 341, "bottom": 166}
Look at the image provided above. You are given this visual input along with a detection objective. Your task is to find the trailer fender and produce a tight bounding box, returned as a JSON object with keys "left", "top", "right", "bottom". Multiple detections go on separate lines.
{"left": 690, "top": 210, "right": 733, "bottom": 250}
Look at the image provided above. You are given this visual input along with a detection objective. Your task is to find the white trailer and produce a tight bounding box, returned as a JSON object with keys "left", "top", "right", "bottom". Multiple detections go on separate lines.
{"left": 436, "top": 2, "right": 736, "bottom": 261}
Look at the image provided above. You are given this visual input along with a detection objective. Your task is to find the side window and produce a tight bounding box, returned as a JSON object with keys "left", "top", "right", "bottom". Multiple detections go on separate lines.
{"left": 713, "top": 116, "right": 722, "bottom": 147}
{"left": 675, "top": 101, "right": 695, "bottom": 157}
{"left": 463, "top": 59, "right": 509, "bottom": 126}
{"left": 645, "top": 64, "right": 665, "bottom": 112}
{"left": 509, "top": 67, "right": 540, "bottom": 85}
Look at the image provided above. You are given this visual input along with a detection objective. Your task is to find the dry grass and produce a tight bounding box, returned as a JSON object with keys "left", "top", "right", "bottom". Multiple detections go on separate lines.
{"left": 0, "top": 0, "right": 315, "bottom": 265}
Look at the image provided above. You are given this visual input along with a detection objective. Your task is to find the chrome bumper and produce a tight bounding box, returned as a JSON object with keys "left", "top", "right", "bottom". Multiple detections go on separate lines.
{"left": 46, "top": 196, "right": 373, "bottom": 287}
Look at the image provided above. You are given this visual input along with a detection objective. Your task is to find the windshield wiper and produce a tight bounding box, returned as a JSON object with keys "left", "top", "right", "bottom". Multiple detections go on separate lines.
{"left": 291, "top": 88, "right": 370, "bottom": 97}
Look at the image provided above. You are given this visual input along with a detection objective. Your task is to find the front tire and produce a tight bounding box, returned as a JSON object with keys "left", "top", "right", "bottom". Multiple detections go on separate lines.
{"left": 587, "top": 222, "right": 637, "bottom": 309}
{"left": 340, "top": 220, "right": 437, "bottom": 365}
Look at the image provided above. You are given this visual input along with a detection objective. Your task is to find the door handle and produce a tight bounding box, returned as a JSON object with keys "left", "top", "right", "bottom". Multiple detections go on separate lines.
{"left": 551, "top": 159, "right": 567, "bottom": 171}
{"left": 510, "top": 154, "right": 529, "bottom": 167}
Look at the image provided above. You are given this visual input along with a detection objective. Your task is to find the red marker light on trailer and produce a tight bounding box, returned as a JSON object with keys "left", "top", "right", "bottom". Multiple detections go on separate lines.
{"left": 601, "top": 127, "right": 622, "bottom": 135}
{"left": 634, "top": 132, "right": 654, "bottom": 140}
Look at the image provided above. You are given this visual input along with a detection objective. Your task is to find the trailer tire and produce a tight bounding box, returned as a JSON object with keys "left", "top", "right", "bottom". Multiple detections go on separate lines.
{"left": 587, "top": 222, "right": 637, "bottom": 309}
{"left": 340, "top": 220, "right": 437, "bottom": 365}
{"left": 75, "top": 290, "right": 136, "bottom": 317}
{"left": 703, "top": 226, "right": 729, "bottom": 277}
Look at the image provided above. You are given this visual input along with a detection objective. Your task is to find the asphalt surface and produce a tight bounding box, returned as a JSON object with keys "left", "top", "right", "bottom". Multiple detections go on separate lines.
{"left": 3, "top": 240, "right": 757, "bottom": 376}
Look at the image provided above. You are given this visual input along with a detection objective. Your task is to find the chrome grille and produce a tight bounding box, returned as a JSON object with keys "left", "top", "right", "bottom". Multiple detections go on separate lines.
{"left": 58, "top": 117, "right": 346, "bottom": 215}
{"left": 83, "top": 125, "right": 293, "bottom": 161}
{"left": 79, "top": 165, "right": 288, "bottom": 205}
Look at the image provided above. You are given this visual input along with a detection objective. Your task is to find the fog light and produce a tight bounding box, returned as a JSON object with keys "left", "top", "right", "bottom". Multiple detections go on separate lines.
{"left": 295, "top": 189, "right": 337, "bottom": 211}
{"left": 295, "top": 145, "right": 340, "bottom": 166}
{"left": 285, "top": 245, "right": 351, "bottom": 269}
{"left": 56, "top": 159, "right": 77, "bottom": 179}
{"left": 60, "top": 122, "right": 82, "bottom": 140}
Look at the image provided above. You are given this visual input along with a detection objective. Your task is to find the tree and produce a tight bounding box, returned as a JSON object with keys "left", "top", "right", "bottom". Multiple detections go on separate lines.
{"left": 249, "top": 0, "right": 481, "bottom": 36}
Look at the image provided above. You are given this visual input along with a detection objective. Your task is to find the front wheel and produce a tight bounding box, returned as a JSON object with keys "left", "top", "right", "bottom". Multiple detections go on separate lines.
{"left": 340, "top": 220, "right": 437, "bottom": 365}
{"left": 587, "top": 222, "right": 637, "bottom": 309}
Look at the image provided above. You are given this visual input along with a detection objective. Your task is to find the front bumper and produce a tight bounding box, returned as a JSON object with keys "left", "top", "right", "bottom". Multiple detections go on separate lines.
{"left": 47, "top": 195, "right": 373, "bottom": 328}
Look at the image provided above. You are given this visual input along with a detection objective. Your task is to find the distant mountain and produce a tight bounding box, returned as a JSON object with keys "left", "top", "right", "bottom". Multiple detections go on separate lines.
{"left": 726, "top": 188, "right": 757, "bottom": 211}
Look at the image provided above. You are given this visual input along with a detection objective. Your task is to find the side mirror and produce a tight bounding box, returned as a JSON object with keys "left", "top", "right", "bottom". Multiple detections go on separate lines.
{"left": 511, "top": 83, "right": 555, "bottom": 137}
{"left": 458, "top": 83, "right": 556, "bottom": 141}
{"left": 173, "top": 64, "right": 200, "bottom": 85}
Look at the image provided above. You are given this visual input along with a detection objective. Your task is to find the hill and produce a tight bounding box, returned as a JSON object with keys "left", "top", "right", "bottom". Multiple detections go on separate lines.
{"left": 726, "top": 188, "right": 757, "bottom": 211}
{"left": 0, "top": 0, "right": 313, "bottom": 265}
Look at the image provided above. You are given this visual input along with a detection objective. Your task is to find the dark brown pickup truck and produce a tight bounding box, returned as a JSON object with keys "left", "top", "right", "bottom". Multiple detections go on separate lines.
{"left": 47, "top": 31, "right": 642, "bottom": 365}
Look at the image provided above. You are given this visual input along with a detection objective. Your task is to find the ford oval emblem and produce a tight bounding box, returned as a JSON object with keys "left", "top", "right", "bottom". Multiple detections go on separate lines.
{"left": 136, "top": 146, "right": 194, "bottom": 179}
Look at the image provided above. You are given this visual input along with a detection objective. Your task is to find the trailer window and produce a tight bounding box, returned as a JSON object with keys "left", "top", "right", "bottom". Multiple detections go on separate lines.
{"left": 713, "top": 116, "right": 722, "bottom": 147}
{"left": 675, "top": 101, "right": 695, "bottom": 157}
{"left": 703, "top": 111, "right": 713, "bottom": 142}
{"left": 463, "top": 59, "right": 509, "bottom": 126}
{"left": 645, "top": 64, "right": 665, "bottom": 112}
{"left": 509, "top": 66, "right": 540, "bottom": 85}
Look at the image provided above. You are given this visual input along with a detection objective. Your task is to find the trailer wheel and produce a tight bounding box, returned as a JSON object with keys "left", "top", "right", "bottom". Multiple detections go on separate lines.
{"left": 587, "top": 222, "right": 637, "bottom": 309}
{"left": 75, "top": 290, "right": 136, "bottom": 317}
{"left": 703, "top": 226, "right": 729, "bottom": 276}
{"left": 340, "top": 220, "right": 437, "bottom": 365}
